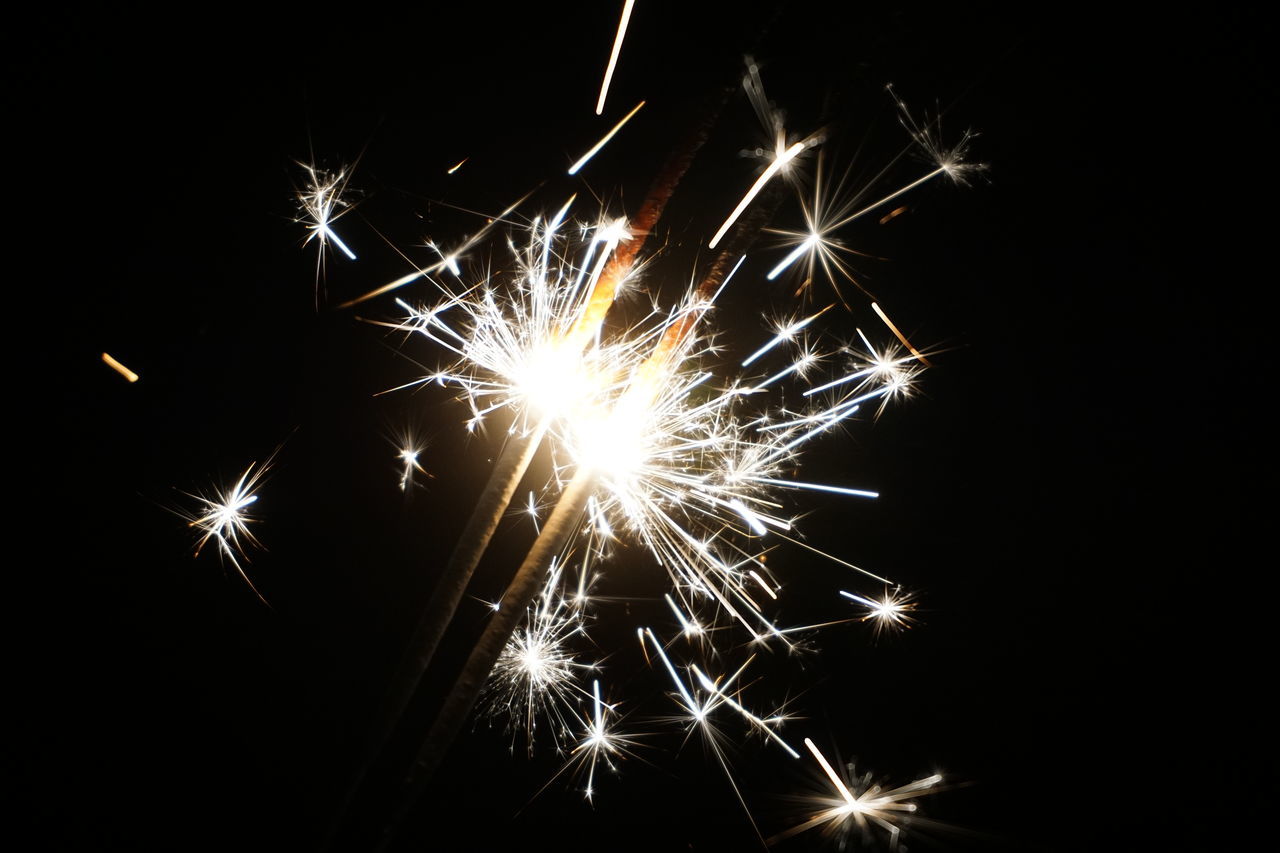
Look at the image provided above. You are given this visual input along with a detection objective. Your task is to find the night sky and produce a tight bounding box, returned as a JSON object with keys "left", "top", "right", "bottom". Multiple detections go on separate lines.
{"left": 27, "top": 3, "right": 1269, "bottom": 851}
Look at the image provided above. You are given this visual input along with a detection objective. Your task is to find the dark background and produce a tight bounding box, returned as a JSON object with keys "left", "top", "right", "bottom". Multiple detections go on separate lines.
{"left": 25, "top": 2, "right": 1269, "bottom": 851}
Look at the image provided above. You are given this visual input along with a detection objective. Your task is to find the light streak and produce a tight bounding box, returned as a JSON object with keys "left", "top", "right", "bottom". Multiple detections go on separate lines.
{"left": 339, "top": 191, "right": 533, "bottom": 308}
{"left": 872, "top": 301, "right": 932, "bottom": 366}
{"left": 741, "top": 306, "right": 832, "bottom": 367}
{"left": 766, "top": 233, "right": 819, "bottom": 280}
{"left": 595, "top": 0, "right": 636, "bottom": 116}
{"left": 101, "top": 352, "right": 138, "bottom": 383}
{"left": 708, "top": 141, "right": 804, "bottom": 248}
{"left": 481, "top": 561, "right": 598, "bottom": 755}
{"left": 446, "top": 157, "right": 468, "bottom": 174}
{"left": 751, "top": 478, "right": 879, "bottom": 499}
{"left": 568, "top": 100, "right": 646, "bottom": 175}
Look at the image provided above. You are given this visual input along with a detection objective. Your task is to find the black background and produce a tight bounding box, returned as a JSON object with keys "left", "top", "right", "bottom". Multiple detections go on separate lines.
{"left": 25, "top": 3, "right": 1270, "bottom": 851}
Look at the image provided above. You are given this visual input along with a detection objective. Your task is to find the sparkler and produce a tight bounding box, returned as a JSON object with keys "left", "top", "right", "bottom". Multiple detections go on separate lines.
{"left": 318, "top": 51, "right": 977, "bottom": 849}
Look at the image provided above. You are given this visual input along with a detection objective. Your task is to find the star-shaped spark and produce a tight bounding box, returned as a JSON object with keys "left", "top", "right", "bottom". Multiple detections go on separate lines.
{"left": 185, "top": 461, "right": 271, "bottom": 604}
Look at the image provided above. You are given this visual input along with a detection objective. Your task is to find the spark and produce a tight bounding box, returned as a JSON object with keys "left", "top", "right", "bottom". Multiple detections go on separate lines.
{"left": 568, "top": 100, "right": 646, "bottom": 175}
{"left": 525, "top": 490, "right": 544, "bottom": 533}
{"left": 446, "top": 157, "right": 469, "bottom": 174}
{"left": 774, "top": 86, "right": 984, "bottom": 251}
{"left": 101, "top": 352, "right": 138, "bottom": 383}
{"left": 872, "top": 301, "right": 932, "bottom": 366}
{"left": 338, "top": 191, "right": 534, "bottom": 308}
{"left": 572, "top": 680, "right": 625, "bottom": 800}
{"left": 741, "top": 306, "right": 833, "bottom": 366}
{"left": 594, "top": 0, "right": 636, "bottom": 116}
{"left": 708, "top": 141, "right": 804, "bottom": 249}
{"left": 769, "top": 738, "right": 943, "bottom": 846}
{"left": 766, "top": 233, "right": 819, "bottom": 280}
{"left": 398, "top": 446, "right": 427, "bottom": 492}
{"left": 183, "top": 460, "right": 272, "bottom": 604}
{"left": 296, "top": 162, "right": 357, "bottom": 262}
{"left": 879, "top": 205, "right": 908, "bottom": 225}
{"left": 840, "top": 587, "right": 916, "bottom": 634}
{"left": 483, "top": 561, "right": 599, "bottom": 755}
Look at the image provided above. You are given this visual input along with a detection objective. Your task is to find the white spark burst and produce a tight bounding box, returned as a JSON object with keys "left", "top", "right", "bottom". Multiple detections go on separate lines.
{"left": 769, "top": 738, "right": 944, "bottom": 847}
{"left": 296, "top": 162, "right": 357, "bottom": 264}
{"left": 184, "top": 460, "right": 272, "bottom": 604}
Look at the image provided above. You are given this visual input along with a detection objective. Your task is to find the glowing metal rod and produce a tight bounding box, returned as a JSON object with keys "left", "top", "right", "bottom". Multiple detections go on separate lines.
{"left": 569, "top": 100, "right": 646, "bottom": 175}
{"left": 709, "top": 141, "right": 804, "bottom": 249}
{"left": 101, "top": 352, "right": 138, "bottom": 382}
{"left": 595, "top": 0, "right": 636, "bottom": 115}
